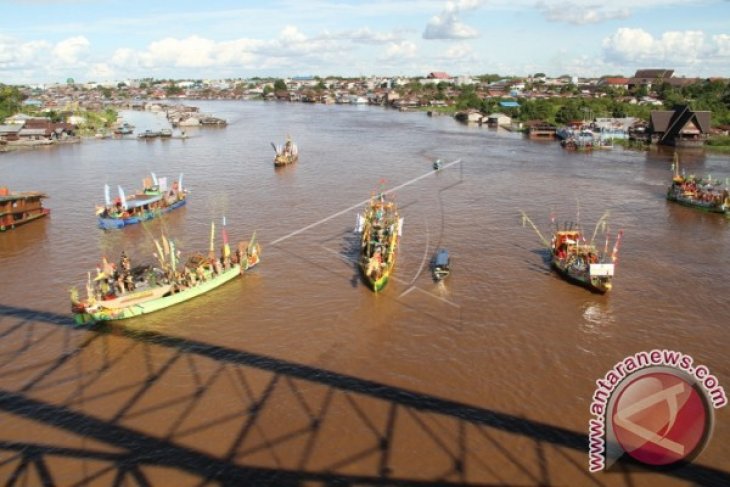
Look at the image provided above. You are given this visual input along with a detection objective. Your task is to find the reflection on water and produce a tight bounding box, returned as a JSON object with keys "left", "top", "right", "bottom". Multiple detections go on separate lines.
{"left": 0, "top": 101, "right": 729, "bottom": 485}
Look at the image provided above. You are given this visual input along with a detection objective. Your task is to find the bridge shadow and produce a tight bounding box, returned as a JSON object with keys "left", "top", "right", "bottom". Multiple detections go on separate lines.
{"left": 0, "top": 304, "right": 728, "bottom": 486}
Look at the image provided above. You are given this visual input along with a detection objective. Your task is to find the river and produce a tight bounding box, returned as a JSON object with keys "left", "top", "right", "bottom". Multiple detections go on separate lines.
{"left": 0, "top": 101, "right": 728, "bottom": 486}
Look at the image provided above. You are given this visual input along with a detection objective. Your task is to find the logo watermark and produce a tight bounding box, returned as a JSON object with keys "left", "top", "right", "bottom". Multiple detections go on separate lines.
{"left": 588, "top": 350, "right": 727, "bottom": 472}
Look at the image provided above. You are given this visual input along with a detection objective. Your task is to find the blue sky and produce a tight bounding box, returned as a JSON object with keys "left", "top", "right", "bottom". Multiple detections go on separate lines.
{"left": 1, "top": 0, "right": 729, "bottom": 83}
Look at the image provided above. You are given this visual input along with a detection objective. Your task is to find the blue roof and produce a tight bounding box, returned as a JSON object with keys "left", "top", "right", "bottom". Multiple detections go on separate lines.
{"left": 499, "top": 101, "right": 520, "bottom": 108}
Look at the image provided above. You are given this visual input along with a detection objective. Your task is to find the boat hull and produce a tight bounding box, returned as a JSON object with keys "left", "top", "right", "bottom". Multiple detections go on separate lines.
{"left": 274, "top": 154, "right": 298, "bottom": 167}
{"left": 0, "top": 208, "right": 50, "bottom": 232}
{"left": 552, "top": 259, "right": 612, "bottom": 294}
{"left": 98, "top": 199, "right": 186, "bottom": 230}
{"left": 74, "top": 264, "right": 243, "bottom": 325}
{"left": 666, "top": 189, "right": 728, "bottom": 215}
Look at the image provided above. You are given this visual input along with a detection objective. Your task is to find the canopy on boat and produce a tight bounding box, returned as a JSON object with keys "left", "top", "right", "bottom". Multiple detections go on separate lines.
{"left": 125, "top": 194, "right": 163, "bottom": 209}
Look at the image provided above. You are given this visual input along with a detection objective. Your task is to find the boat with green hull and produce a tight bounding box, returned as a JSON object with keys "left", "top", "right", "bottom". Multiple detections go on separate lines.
{"left": 666, "top": 154, "right": 729, "bottom": 215}
{"left": 357, "top": 193, "right": 402, "bottom": 292}
{"left": 72, "top": 225, "right": 260, "bottom": 324}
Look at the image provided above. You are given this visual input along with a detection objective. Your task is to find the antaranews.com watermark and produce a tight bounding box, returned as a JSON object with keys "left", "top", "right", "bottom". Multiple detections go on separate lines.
{"left": 589, "top": 349, "right": 727, "bottom": 472}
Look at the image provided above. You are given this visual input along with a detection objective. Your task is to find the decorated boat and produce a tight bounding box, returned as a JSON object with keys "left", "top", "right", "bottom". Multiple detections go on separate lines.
{"left": 666, "top": 153, "right": 729, "bottom": 214}
{"left": 97, "top": 173, "right": 187, "bottom": 229}
{"left": 0, "top": 187, "right": 50, "bottom": 232}
{"left": 272, "top": 136, "right": 298, "bottom": 167}
{"left": 521, "top": 211, "right": 622, "bottom": 293}
{"left": 356, "top": 192, "right": 403, "bottom": 292}
{"left": 71, "top": 222, "right": 260, "bottom": 325}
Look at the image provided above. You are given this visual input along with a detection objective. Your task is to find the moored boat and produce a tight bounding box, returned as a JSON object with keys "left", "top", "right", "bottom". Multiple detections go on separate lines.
{"left": 0, "top": 187, "right": 50, "bottom": 232}
{"left": 666, "top": 153, "right": 729, "bottom": 214}
{"left": 522, "top": 211, "right": 622, "bottom": 293}
{"left": 97, "top": 173, "right": 187, "bottom": 230}
{"left": 356, "top": 192, "right": 403, "bottom": 292}
{"left": 272, "top": 136, "right": 298, "bottom": 167}
{"left": 71, "top": 226, "right": 261, "bottom": 325}
{"left": 432, "top": 248, "right": 450, "bottom": 281}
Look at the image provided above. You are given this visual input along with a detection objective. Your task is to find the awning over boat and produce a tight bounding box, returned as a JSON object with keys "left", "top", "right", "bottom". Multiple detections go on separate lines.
{"left": 126, "top": 194, "right": 163, "bottom": 209}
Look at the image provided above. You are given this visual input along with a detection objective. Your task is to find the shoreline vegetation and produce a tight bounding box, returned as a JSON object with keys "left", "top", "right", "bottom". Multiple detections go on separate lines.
{"left": 2, "top": 72, "right": 730, "bottom": 153}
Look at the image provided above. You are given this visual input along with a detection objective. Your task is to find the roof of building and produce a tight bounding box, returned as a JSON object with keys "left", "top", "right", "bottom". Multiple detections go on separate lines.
{"left": 0, "top": 125, "right": 22, "bottom": 134}
{"left": 427, "top": 72, "right": 451, "bottom": 79}
{"left": 599, "top": 77, "right": 630, "bottom": 85}
{"left": 650, "top": 105, "right": 711, "bottom": 140}
{"left": 499, "top": 101, "right": 520, "bottom": 108}
{"left": 633, "top": 69, "right": 674, "bottom": 80}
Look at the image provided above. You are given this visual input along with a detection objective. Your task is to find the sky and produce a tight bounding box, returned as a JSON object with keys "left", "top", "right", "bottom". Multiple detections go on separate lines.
{"left": 1, "top": 0, "right": 729, "bottom": 84}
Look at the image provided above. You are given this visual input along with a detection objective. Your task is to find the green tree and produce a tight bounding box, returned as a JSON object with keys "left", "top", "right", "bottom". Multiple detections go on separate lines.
{"left": 274, "top": 79, "right": 287, "bottom": 91}
{"left": 0, "top": 84, "right": 24, "bottom": 121}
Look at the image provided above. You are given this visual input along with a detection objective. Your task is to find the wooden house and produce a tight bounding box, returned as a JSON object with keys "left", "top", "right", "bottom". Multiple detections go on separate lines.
{"left": 649, "top": 105, "right": 710, "bottom": 147}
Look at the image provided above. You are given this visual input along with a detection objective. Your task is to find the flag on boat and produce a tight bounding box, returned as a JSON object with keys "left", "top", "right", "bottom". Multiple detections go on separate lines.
{"left": 221, "top": 217, "right": 230, "bottom": 259}
{"left": 152, "top": 172, "right": 158, "bottom": 186}
{"left": 104, "top": 184, "right": 111, "bottom": 206}
{"left": 118, "top": 186, "right": 127, "bottom": 210}
{"left": 398, "top": 217, "right": 404, "bottom": 236}
{"left": 355, "top": 214, "right": 364, "bottom": 233}
{"left": 158, "top": 177, "right": 168, "bottom": 192}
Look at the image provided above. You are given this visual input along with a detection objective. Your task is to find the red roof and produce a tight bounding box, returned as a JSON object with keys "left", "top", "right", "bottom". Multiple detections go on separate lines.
{"left": 428, "top": 72, "right": 451, "bottom": 79}
{"left": 601, "top": 77, "right": 629, "bottom": 85}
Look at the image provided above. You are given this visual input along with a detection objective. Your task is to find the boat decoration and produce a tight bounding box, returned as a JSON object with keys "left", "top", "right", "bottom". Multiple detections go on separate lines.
{"left": 71, "top": 222, "right": 261, "bottom": 325}
{"left": 272, "top": 136, "right": 298, "bottom": 167}
{"left": 521, "top": 210, "right": 622, "bottom": 293}
{"left": 96, "top": 173, "right": 187, "bottom": 229}
{"left": 356, "top": 191, "right": 402, "bottom": 292}
{"left": 0, "top": 187, "right": 50, "bottom": 232}
{"left": 432, "top": 248, "right": 450, "bottom": 281}
{"left": 666, "top": 153, "right": 729, "bottom": 214}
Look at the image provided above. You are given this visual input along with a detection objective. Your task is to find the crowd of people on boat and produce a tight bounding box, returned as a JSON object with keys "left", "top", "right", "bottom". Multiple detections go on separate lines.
{"left": 671, "top": 177, "right": 729, "bottom": 206}
{"left": 361, "top": 200, "right": 398, "bottom": 281}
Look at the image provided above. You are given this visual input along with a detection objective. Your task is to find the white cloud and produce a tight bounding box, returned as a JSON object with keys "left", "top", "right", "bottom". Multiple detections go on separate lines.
{"left": 87, "top": 62, "right": 114, "bottom": 80}
{"left": 383, "top": 41, "right": 418, "bottom": 60}
{"left": 602, "top": 28, "right": 708, "bottom": 65}
{"left": 52, "top": 35, "right": 90, "bottom": 65}
{"left": 536, "top": 2, "right": 630, "bottom": 25}
{"left": 714, "top": 34, "right": 730, "bottom": 57}
{"left": 317, "top": 27, "right": 404, "bottom": 45}
{"left": 423, "top": 0, "right": 483, "bottom": 40}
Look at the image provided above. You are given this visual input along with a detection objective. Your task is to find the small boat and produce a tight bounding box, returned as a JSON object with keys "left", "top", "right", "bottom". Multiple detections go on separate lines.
{"left": 160, "top": 128, "right": 173, "bottom": 138}
{"left": 433, "top": 159, "right": 443, "bottom": 170}
{"left": 137, "top": 129, "right": 161, "bottom": 139}
{"left": 113, "top": 123, "right": 134, "bottom": 136}
{"left": 272, "top": 136, "right": 298, "bottom": 167}
{"left": 522, "top": 211, "right": 622, "bottom": 293}
{"left": 0, "top": 187, "right": 50, "bottom": 232}
{"left": 96, "top": 173, "right": 187, "bottom": 230}
{"left": 71, "top": 226, "right": 261, "bottom": 325}
{"left": 666, "top": 153, "right": 729, "bottom": 214}
{"left": 356, "top": 192, "right": 403, "bottom": 292}
{"left": 432, "top": 248, "right": 450, "bottom": 281}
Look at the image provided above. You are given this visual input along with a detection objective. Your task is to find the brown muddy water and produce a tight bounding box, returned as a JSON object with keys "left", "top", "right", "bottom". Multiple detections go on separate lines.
{"left": 0, "top": 101, "right": 728, "bottom": 486}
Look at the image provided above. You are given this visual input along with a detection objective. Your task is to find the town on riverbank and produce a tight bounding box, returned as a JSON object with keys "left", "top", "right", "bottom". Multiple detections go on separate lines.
{"left": 2, "top": 68, "right": 730, "bottom": 152}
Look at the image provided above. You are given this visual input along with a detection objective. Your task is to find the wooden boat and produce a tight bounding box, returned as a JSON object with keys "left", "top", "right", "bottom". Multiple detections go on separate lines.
{"left": 71, "top": 227, "right": 261, "bottom": 325}
{"left": 0, "top": 187, "right": 50, "bottom": 232}
{"left": 666, "top": 154, "right": 729, "bottom": 214}
{"left": 272, "top": 136, "right": 298, "bottom": 167}
{"left": 433, "top": 159, "right": 443, "bottom": 170}
{"left": 522, "top": 211, "right": 621, "bottom": 293}
{"left": 97, "top": 173, "right": 187, "bottom": 230}
{"left": 432, "top": 248, "right": 450, "bottom": 281}
{"left": 357, "top": 193, "right": 402, "bottom": 292}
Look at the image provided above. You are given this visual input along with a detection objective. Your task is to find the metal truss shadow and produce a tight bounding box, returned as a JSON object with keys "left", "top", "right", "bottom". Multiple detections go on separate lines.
{"left": 0, "top": 304, "right": 728, "bottom": 486}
